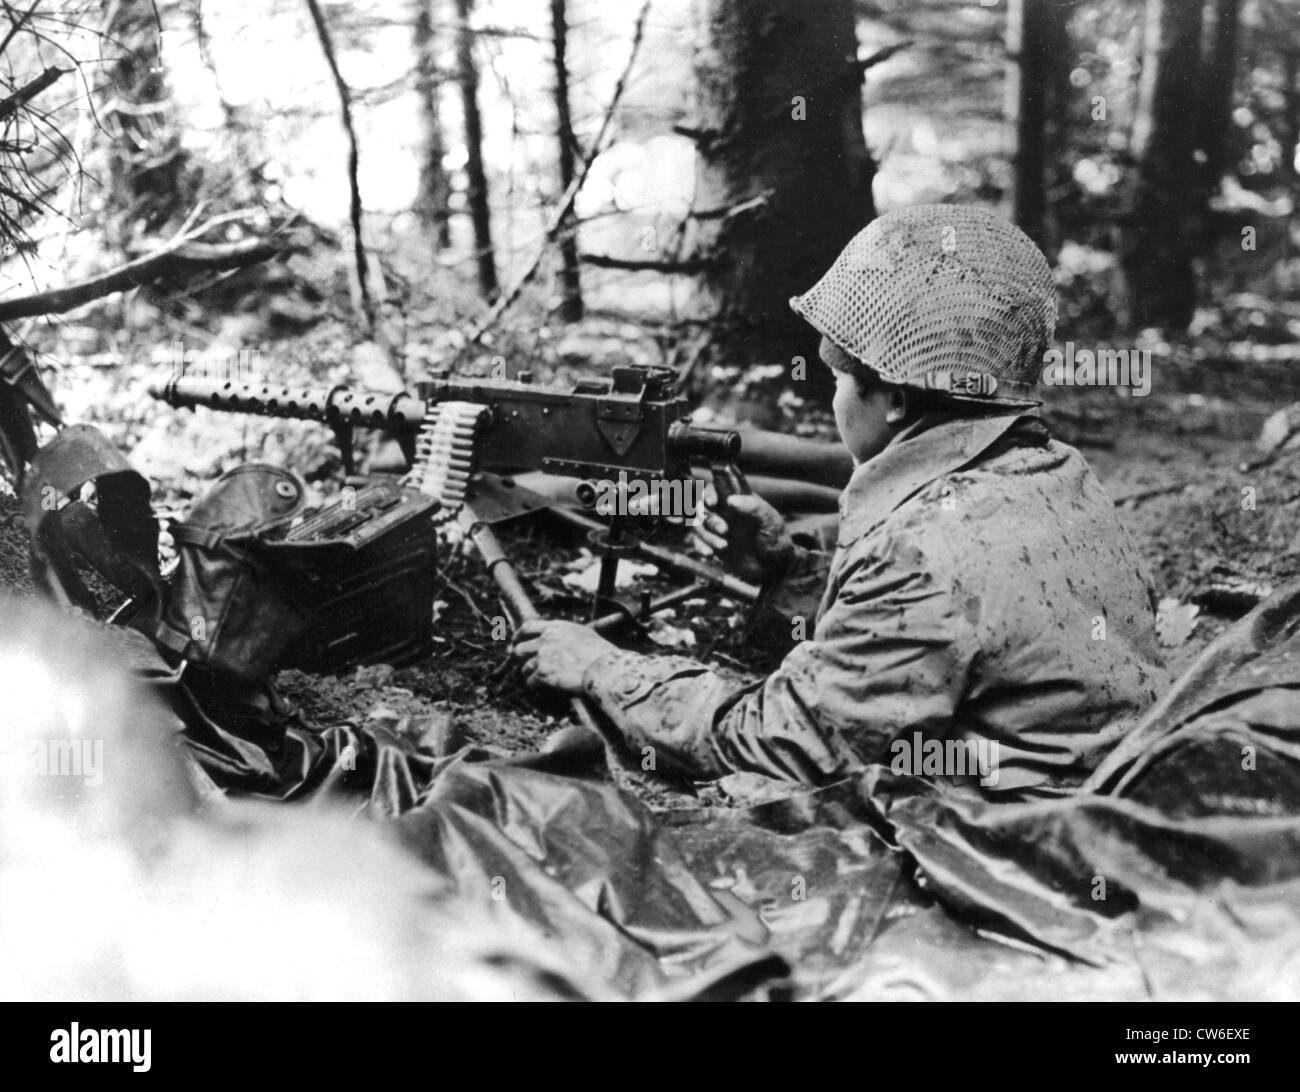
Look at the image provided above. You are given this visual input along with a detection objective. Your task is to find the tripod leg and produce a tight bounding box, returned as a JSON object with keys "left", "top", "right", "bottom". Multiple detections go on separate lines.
{"left": 457, "top": 505, "right": 613, "bottom": 749}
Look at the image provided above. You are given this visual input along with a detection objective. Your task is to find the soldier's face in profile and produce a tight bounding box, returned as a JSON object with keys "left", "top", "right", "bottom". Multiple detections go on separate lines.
{"left": 826, "top": 342, "right": 896, "bottom": 467}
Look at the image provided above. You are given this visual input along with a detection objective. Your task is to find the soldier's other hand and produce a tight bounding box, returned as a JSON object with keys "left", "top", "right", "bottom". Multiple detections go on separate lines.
{"left": 691, "top": 483, "right": 730, "bottom": 554}
{"left": 510, "top": 620, "right": 615, "bottom": 694}
{"left": 691, "top": 485, "right": 794, "bottom": 584}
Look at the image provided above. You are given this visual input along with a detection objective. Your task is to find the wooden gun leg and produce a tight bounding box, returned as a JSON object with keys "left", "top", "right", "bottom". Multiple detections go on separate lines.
{"left": 457, "top": 505, "right": 613, "bottom": 750}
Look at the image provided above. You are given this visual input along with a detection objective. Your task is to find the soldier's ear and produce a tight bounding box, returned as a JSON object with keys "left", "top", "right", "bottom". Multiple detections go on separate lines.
{"left": 884, "top": 388, "right": 909, "bottom": 425}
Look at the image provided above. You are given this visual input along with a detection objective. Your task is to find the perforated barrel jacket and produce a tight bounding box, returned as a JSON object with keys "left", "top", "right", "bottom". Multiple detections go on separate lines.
{"left": 580, "top": 411, "right": 1168, "bottom": 799}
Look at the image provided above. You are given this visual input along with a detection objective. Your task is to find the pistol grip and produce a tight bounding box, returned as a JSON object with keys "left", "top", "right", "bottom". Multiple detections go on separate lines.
{"left": 711, "top": 463, "right": 765, "bottom": 586}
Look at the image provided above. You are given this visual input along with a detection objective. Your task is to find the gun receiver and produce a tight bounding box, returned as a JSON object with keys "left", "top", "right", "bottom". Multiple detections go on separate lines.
{"left": 148, "top": 364, "right": 739, "bottom": 483}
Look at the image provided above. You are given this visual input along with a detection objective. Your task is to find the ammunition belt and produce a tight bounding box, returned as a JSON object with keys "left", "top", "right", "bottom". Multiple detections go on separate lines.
{"left": 402, "top": 400, "right": 490, "bottom": 521}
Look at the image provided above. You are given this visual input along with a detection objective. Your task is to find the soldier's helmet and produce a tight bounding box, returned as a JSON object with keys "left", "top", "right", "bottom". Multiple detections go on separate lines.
{"left": 790, "top": 204, "right": 1056, "bottom": 407}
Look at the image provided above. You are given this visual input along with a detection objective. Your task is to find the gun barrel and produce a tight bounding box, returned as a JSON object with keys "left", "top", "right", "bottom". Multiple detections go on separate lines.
{"left": 148, "top": 375, "right": 427, "bottom": 431}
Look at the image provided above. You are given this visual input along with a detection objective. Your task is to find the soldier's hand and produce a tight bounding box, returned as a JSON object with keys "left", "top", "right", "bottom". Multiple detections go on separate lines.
{"left": 691, "top": 484, "right": 795, "bottom": 584}
{"left": 510, "top": 620, "right": 616, "bottom": 694}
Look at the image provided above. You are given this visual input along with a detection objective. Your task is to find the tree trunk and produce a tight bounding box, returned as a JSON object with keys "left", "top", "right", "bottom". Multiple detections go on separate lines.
{"left": 100, "top": 0, "right": 185, "bottom": 243}
{"left": 190, "top": 0, "right": 264, "bottom": 205}
{"left": 1120, "top": 0, "right": 1203, "bottom": 330}
{"left": 305, "top": 0, "right": 375, "bottom": 331}
{"left": 689, "top": 0, "right": 875, "bottom": 395}
{"left": 1284, "top": 44, "right": 1299, "bottom": 261}
{"left": 414, "top": 0, "right": 452, "bottom": 249}
{"left": 1199, "top": 0, "right": 1240, "bottom": 192}
{"left": 1005, "top": 0, "right": 1068, "bottom": 252}
{"left": 455, "top": 0, "right": 498, "bottom": 300}
{"left": 550, "top": 0, "right": 583, "bottom": 323}
{"left": 1283, "top": 46, "right": 1299, "bottom": 186}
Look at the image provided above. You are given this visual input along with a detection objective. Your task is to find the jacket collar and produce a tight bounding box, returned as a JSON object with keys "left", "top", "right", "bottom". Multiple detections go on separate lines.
{"left": 837, "top": 411, "right": 1038, "bottom": 546}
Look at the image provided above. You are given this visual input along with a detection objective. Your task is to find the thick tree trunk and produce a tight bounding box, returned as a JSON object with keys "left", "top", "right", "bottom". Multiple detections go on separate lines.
{"left": 550, "top": 0, "right": 583, "bottom": 323}
{"left": 455, "top": 0, "right": 499, "bottom": 300}
{"left": 1120, "top": 0, "right": 1202, "bottom": 329}
{"left": 689, "top": 0, "right": 875, "bottom": 393}
{"left": 414, "top": 0, "right": 452, "bottom": 249}
{"left": 1005, "top": 0, "right": 1068, "bottom": 252}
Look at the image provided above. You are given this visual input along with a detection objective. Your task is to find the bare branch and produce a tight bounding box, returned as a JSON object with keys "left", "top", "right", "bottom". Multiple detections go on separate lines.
{"left": 672, "top": 123, "right": 721, "bottom": 146}
{"left": 854, "top": 39, "right": 914, "bottom": 72}
{"left": 579, "top": 252, "right": 716, "bottom": 274}
{"left": 0, "top": 65, "right": 66, "bottom": 124}
{"left": 0, "top": 217, "right": 294, "bottom": 322}
{"left": 688, "top": 190, "right": 773, "bottom": 222}
{"left": 0, "top": 0, "right": 43, "bottom": 62}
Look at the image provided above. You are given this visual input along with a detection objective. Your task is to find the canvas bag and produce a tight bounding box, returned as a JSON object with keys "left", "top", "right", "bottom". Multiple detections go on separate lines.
{"left": 156, "top": 463, "right": 310, "bottom": 681}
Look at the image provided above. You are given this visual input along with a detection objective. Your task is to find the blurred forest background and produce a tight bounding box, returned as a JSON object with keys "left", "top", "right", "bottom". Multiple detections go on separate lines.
{"left": 2, "top": 0, "right": 1300, "bottom": 680}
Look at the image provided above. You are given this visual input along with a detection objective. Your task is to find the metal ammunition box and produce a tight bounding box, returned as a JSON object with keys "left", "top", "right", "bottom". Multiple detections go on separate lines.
{"left": 268, "top": 480, "right": 440, "bottom": 674}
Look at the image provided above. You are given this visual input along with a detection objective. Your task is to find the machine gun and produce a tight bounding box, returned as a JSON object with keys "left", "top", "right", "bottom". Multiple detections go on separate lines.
{"left": 149, "top": 364, "right": 758, "bottom": 626}
{"left": 150, "top": 364, "right": 736, "bottom": 481}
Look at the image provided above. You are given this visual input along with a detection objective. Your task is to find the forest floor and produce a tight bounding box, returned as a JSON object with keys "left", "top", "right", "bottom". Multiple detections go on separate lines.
{"left": 2, "top": 260, "right": 1299, "bottom": 809}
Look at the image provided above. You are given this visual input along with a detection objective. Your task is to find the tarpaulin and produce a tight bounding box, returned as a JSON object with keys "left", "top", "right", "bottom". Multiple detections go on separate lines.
{"left": 175, "top": 672, "right": 452, "bottom": 816}
{"left": 176, "top": 580, "right": 1300, "bottom": 999}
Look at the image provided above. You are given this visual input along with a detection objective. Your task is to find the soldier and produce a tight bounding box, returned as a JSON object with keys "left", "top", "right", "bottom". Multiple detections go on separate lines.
{"left": 512, "top": 205, "right": 1167, "bottom": 800}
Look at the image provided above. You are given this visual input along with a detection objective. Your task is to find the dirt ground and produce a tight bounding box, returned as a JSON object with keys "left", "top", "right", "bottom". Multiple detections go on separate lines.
{"left": 1057, "top": 341, "right": 1300, "bottom": 675}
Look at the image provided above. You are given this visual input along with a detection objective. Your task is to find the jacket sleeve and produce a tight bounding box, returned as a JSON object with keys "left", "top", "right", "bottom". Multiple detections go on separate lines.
{"left": 765, "top": 542, "right": 832, "bottom": 622}
{"left": 580, "top": 537, "right": 977, "bottom": 784}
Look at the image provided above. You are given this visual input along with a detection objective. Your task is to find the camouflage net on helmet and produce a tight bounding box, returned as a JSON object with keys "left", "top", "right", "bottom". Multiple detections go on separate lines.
{"left": 790, "top": 204, "right": 1057, "bottom": 404}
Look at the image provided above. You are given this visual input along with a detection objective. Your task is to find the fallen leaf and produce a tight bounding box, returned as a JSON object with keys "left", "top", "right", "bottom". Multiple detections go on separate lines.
{"left": 560, "top": 554, "right": 658, "bottom": 593}
{"left": 1258, "top": 404, "right": 1300, "bottom": 453}
{"left": 1156, "top": 596, "right": 1200, "bottom": 648}
{"left": 645, "top": 617, "right": 696, "bottom": 649}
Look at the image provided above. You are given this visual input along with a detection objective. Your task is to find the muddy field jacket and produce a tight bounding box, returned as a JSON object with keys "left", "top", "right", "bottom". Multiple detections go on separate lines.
{"left": 581, "top": 411, "right": 1168, "bottom": 798}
